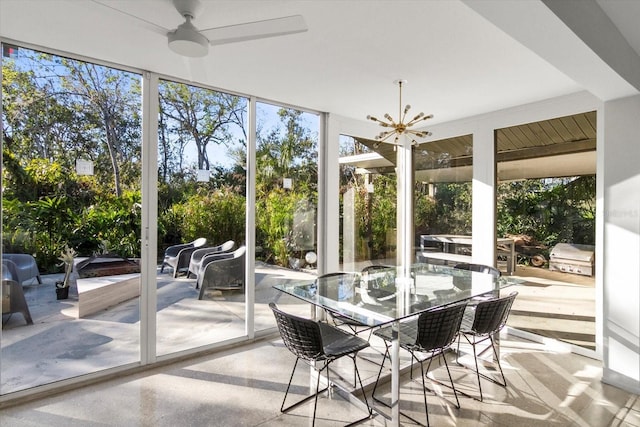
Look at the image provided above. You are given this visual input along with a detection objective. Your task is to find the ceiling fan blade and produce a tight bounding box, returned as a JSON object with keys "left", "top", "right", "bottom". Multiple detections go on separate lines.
{"left": 90, "top": 0, "right": 169, "bottom": 36}
{"left": 201, "top": 15, "right": 307, "bottom": 46}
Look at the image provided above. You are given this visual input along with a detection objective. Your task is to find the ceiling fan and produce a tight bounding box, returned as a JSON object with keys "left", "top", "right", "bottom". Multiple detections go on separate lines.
{"left": 93, "top": 0, "right": 308, "bottom": 57}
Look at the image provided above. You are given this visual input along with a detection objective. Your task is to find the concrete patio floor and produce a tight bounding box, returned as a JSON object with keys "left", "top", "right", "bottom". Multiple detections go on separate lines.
{"left": 1, "top": 262, "right": 317, "bottom": 395}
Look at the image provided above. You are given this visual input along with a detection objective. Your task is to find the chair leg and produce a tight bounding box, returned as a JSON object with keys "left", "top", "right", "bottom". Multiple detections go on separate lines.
{"left": 371, "top": 343, "right": 391, "bottom": 404}
{"left": 471, "top": 336, "right": 484, "bottom": 401}
{"left": 440, "top": 353, "right": 460, "bottom": 409}
{"left": 281, "top": 357, "right": 300, "bottom": 413}
{"left": 350, "top": 354, "right": 372, "bottom": 416}
{"left": 420, "top": 349, "right": 468, "bottom": 406}
{"left": 459, "top": 333, "right": 508, "bottom": 402}
{"left": 281, "top": 356, "right": 370, "bottom": 427}
{"left": 280, "top": 357, "right": 330, "bottom": 415}
{"left": 312, "top": 363, "right": 323, "bottom": 427}
{"left": 488, "top": 335, "right": 507, "bottom": 387}
{"left": 413, "top": 350, "right": 462, "bottom": 427}
{"left": 418, "top": 354, "right": 431, "bottom": 427}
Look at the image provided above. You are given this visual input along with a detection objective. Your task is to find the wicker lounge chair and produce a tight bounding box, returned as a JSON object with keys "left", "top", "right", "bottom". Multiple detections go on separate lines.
{"left": 2, "top": 254, "right": 42, "bottom": 286}
{"left": 160, "top": 237, "right": 206, "bottom": 278}
{"left": 197, "top": 246, "right": 246, "bottom": 299}
{"left": 186, "top": 240, "right": 235, "bottom": 279}
{"left": 2, "top": 260, "right": 34, "bottom": 326}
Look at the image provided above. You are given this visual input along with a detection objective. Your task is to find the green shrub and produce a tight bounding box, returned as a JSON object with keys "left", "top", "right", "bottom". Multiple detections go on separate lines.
{"left": 171, "top": 187, "right": 246, "bottom": 247}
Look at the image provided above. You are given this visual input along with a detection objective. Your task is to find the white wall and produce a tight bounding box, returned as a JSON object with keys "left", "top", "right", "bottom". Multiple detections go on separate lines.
{"left": 601, "top": 94, "right": 640, "bottom": 394}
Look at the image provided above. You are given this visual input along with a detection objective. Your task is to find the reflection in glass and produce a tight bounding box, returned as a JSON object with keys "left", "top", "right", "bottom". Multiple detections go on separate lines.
{"left": 339, "top": 135, "right": 473, "bottom": 272}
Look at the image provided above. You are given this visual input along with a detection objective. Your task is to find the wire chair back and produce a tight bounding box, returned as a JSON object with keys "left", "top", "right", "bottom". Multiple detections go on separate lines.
{"left": 269, "top": 302, "right": 324, "bottom": 361}
{"left": 413, "top": 301, "right": 467, "bottom": 352}
{"left": 470, "top": 291, "right": 518, "bottom": 336}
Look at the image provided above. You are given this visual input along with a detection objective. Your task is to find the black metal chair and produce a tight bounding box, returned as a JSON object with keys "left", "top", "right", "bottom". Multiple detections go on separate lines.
{"left": 452, "top": 262, "right": 501, "bottom": 301}
{"left": 372, "top": 301, "right": 468, "bottom": 426}
{"left": 269, "top": 303, "right": 372, "bottom": 426}
{"left": 456, "top": 291, "right": 518, "bottom": 401}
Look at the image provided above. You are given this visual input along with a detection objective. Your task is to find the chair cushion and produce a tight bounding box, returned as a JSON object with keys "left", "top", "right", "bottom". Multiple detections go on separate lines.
{"left": 319, "top": 322, "right": 370, "bottom": 357}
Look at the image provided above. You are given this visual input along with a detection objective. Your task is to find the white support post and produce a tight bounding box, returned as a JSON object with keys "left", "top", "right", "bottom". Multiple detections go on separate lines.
{"left": 140, "top": 71, "right": 158, "bottom": 364}
{"left": 245, "top": 97, "right": 256, "bottom": 338}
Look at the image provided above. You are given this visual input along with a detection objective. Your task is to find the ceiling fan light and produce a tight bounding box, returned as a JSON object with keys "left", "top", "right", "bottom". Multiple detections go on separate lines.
{"left": 168, "top": 25, "right": 209, "bottom": 57}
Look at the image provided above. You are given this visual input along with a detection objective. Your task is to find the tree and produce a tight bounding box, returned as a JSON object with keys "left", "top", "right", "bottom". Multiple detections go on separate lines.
{"left": 158, "top": 81, "right": 246, "bottom": 174}
{"left": 2, "top": 59, "right": 78, "bottom": 165}
{"left": 256, "top": 108, "right": 317, "bottom": 193}
{"left": 57, "top": 59, "right": 141, "bottom": 196}
{"left": 254, "top": 107, "right": 318, "bottom": 265}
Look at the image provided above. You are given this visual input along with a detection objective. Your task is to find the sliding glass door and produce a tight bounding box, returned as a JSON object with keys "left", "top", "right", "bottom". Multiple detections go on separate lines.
{"left": 0, "top": 41, "right": 323, "bottom": 398}
{"left": 155, "top": 79, "right": 248, "bottom": 355}
{"left": 338, "top": 134, "right": 473, "bottom": 272}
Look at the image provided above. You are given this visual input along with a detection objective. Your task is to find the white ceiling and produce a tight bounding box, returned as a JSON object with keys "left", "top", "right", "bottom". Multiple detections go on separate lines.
{"left": 1, "top": 0, "right": 639, "bottom": 127}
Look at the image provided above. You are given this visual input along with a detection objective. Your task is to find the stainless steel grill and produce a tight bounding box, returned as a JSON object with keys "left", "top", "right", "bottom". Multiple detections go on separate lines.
{"left": 549, "top": 243, "right": 595, "bottom": 276}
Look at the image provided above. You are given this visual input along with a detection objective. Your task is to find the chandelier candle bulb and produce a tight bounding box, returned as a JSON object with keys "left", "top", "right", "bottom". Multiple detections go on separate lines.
{"left": 366, "top": 79, "right": 433, "bottom": 146}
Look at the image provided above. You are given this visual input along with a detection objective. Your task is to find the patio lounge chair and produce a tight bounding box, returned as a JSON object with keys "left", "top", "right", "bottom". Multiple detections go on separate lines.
{"left": 2, "top": 254, "right": 42, "bottom": 286}
{"left": 2, "top": 260, "right": 34, "bottom": 326}
{"left": 197, "top": 246, "right": 246, "bottom": 299}
{"left": 160, "top": 237, "right": 206, "bottom": 278}
{"left": 186, "top": 240, "right": 235, "bottom": 279}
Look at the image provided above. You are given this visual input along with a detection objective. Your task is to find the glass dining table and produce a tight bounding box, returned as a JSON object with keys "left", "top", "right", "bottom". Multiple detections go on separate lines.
{"left": 274, "top": 263, "right": 522, "bottom": 426}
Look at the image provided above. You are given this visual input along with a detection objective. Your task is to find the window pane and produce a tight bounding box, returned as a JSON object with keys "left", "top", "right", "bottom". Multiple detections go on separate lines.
{"left": 254, "top": 102, "right": 318, "bottom": 323}
{"left": 2, "top": 46, "right": 142, "bottom": 393}
{"left": 156, "top": 80, "right": 248, "bottom": 355}
{"left": 339, "top": 135, "right": 473, "bottom": 271}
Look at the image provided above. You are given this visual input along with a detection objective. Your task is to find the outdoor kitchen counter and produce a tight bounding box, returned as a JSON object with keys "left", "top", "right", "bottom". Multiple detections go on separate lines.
{"left": 420, "top": 234, "right": 516, "bottom": 274}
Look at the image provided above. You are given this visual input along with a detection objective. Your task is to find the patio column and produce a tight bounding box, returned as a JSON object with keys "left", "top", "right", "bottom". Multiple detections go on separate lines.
{"left": 396, "top": 137, "right": 414, "bottom": 277}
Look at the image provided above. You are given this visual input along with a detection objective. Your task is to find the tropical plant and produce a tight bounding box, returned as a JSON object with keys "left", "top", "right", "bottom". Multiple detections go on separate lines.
{"left": 171, "top": 187, "right": 246, "bottom": 248}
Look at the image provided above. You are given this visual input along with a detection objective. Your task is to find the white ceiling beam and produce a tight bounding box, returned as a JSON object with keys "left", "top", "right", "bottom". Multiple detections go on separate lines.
{"left": 462, "top": 0, "right": 640, "bottom": 101}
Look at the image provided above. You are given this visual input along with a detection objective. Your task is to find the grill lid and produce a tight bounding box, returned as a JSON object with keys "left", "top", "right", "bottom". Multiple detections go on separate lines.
{"left": 549, "top": 243, "right": 594, "bottom": 262}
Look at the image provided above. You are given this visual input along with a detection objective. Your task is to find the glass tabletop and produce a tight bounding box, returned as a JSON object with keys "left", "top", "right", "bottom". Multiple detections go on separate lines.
{"left": 274, "top": 263, "right": 521, "bottom": 328}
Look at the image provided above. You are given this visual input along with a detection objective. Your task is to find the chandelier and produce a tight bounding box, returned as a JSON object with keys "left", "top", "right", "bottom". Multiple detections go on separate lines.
{"left": 366, "top": 79, "right": 433, "bottom": 147}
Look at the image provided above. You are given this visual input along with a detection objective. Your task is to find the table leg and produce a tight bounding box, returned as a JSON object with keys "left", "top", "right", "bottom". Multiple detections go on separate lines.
{"left": 390, "top": 321, "right": 400, "bottom": 425}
